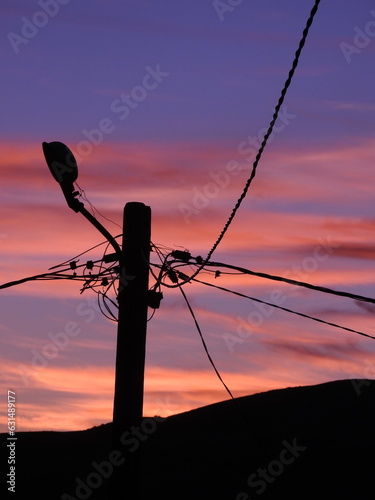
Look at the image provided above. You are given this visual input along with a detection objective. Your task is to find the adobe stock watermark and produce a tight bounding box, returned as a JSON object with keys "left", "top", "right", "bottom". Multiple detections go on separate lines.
{"left": 153, "top": 395, "right": 183, "bottom": 417}
{"left": 340, "top": 10, "right": 375, "bottom": 63}
{"left": 7, "top": 0, "right": 72, "bottom": 54}
{"left": 61, "top": 415, "right": 165, "bottom": 499}
{"left": 71, "top": 64, "right": 170, "bottom": 162}
{"left": 17, "top": 296, "right": 100, "bottom": 386}
{"left": 223, "top": 235, "right": 341, "bottom": 353}
{"left": 351, "top": 360, "right": 375, "bottom": 396}
{"left": 236, "top": 438, "right": 307, "bottom": 499}
{"left": 178, "top": 106, "right": 296, "bottom": 224}
{"left": 212, "top": 0, "right": 244, "bottom": 22}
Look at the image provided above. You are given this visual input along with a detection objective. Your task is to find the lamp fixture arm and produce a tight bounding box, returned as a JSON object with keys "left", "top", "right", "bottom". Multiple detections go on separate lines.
{"left": 79, "top": 205, "right": 122, "bottom": 258}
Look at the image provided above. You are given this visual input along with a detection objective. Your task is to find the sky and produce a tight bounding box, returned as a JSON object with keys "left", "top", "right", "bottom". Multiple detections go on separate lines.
{"left": 1, "top": 0, "right": 375, "bottom": 432}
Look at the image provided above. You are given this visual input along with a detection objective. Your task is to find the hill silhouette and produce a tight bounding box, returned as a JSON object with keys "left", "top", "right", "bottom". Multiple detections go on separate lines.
{"left": 2, "top": 379, "right": 374, "bottom": 499}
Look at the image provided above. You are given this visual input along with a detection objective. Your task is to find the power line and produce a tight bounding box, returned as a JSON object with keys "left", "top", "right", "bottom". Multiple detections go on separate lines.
{"left": 48, "top": 234, "right": 121, "bottom": 270}
{"left": 178, "top": 284, "right": 235, "bottom": 400}
{"left": 152, "top": 251, "right": 375, "bottom": 340}
{"left": 0, "top": 257, "right": 117, "bottom": 290}
{"left": 203, "top": 261, "right": 375, "bottom": 305}
{"left": 178, "top": 275, "right": 290, "bottom": 494}
{"left": 0, "top": 271, "right": 77, "bottom": 290}
{"left": 204, "top": 0, "right": 321, "bottom": 260}
{"left": 174, "top": 0, "right": 322, "bottom": 286}
{"left": 192, "top": 277, "right": 375, "bottom": 342}
{"left": 1, "top": 239, "right": 154, "bottom": 324}
{"left": 155, "top": 252, "right": 375, "bottom": 306}
{"left": 76, "top": 182, "right": 122, "bottom": 231}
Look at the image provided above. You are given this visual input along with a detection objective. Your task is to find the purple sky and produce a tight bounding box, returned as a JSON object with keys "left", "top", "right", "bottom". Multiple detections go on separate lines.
{"left": 1, "top": 0, "right": 375, "bottom": 432}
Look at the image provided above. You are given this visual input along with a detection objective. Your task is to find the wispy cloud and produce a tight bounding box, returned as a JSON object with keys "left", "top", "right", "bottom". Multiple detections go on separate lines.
{"left": 2, "top": 134, "right": 375, "bottom": 431}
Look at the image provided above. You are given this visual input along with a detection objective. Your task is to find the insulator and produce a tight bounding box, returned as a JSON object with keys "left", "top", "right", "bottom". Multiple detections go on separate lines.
{"left": 171, "top": 250, "right": 191, "bottom": 262}
{"left": 148, "top": 290, "right": 163, "bottom": 309}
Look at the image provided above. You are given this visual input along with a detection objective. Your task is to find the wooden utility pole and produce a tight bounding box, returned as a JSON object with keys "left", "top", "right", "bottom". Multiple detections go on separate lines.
{"left": 42, "top": 143, "right": 152, "bottom": 498}
{"left": 110, "top": 202, "right": 151, "bottom": 499}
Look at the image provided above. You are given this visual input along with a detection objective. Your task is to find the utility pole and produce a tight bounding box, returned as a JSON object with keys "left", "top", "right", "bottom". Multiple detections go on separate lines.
{"left": 111, "top": 202, "right": 151, "bottom": 499}
{"left": 42, "top": 142, "right": 152, "bottom": 499}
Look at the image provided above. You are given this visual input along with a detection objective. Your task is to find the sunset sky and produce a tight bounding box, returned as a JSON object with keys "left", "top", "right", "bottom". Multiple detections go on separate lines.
{"left": 1, "top": 0, "right": 375, "bottom": 432}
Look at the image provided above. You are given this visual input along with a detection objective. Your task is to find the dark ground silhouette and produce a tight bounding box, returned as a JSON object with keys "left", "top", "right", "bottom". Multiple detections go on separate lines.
{"left": 2, "top": 379, "right": 374, "bottom": 499}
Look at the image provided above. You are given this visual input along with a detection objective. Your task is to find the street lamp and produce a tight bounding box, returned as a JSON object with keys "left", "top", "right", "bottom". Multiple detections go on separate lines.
{"left": 42, "top": 141, "right": 121, "bottom": 257}
{"left": 43, "top": 141, "right": 152, "bottom": 499}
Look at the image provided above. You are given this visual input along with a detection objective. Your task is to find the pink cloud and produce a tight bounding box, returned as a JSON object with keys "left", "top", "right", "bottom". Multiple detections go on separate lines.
{"left": 1, "top": 137, "right": 375, "bottom": 431}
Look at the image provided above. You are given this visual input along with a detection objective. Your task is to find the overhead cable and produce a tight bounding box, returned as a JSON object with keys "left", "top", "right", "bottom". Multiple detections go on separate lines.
{"left": 178, "top": 284, "right": 235, "bottom": 400}
{"left": 174, "top": 0, "right": 322, "bottom": 286}
{"left": 193, "top": 277, "right": 375, "bottom": 342}
{"left": 203, "top": 261, "right": 375, "bottom": 305}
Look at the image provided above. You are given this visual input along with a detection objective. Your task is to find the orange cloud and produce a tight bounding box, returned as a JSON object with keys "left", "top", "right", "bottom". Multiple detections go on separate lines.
{"left": 1, "top": 137, "right": 375, "bottom": 432}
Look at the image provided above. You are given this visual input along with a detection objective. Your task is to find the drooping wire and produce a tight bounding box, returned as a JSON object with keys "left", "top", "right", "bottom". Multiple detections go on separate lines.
{"left": 177, "top": 276, "right": 287, "bottom": 490}
{"left": 76, "top": 182, "right": 122, "bottom": 231}
{"left": 0, "top": 253, "right": 123, "bottom": 322}
{"left": 178, "top": 284, "right": 234, "bottom": 400}
{"left": 0, "top": 269, "right": 87, "bottom": 289}
{"left": 48, "top": 235, "right": 121, "bottom": 270}
{"left": 2, "top": 239, "right": 161, "bottom": 323}
{"left": 98, "top": 288, "right": 118, "bottom": 322}
{"left": 76, "top": 182, "right": 96, "bottom": 217}
{"left": 149, "top": 243, "right": 173, "bottom": 290}
{"left": 192, "top": 277, "right": 375, "bottom": 342}
{"left": 147, "top": 309, "right": 156, "bottom": 322}
{"left": 170, "top": 0, "right": 322, "bottom": 287}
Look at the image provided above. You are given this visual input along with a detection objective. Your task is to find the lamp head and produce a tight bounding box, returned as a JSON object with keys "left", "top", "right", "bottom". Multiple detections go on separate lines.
{"left": 42, "top": 141, "right": 82, "bottom": 212}
{"left": 42, "top": 141, "right": 78, "bottom": 186}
